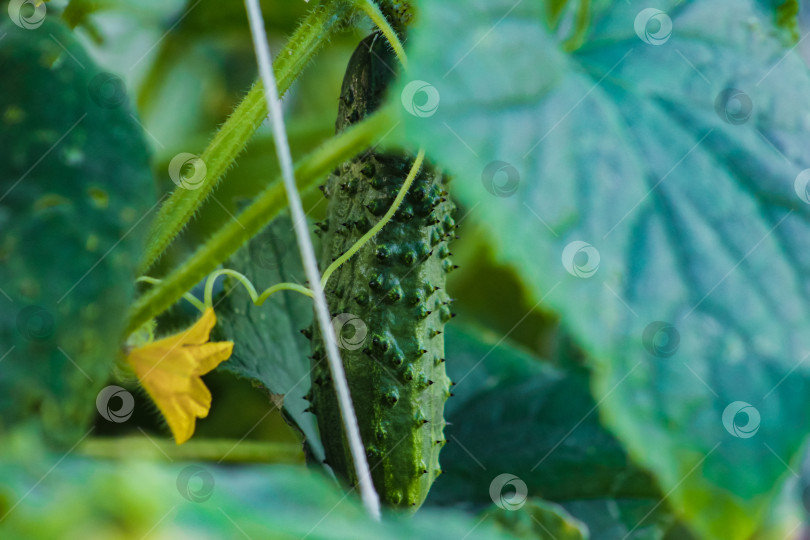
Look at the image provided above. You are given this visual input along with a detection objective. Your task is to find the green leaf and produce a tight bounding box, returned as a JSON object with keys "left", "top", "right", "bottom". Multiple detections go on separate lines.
{"left": 213, "top": 216, "right": 323, "bottom": 461}
{"left": 0, "top": 18, "right": 154, "bottom": 445}
{"left": 393, "top": 1, "right": 810, "bottom": 537}
{"left": 0, "top": 436, "right": 519, "bottom": 539}
{"left": 430, "top": 326, "right": 674, "bottom": 537}
{"left": 431, "top": 325, "right": 657, "bottom": 505}
{"left": 560, "top": 499, "right": 677, "bottom": 540}
{"left": 484, "top": 498, "right": 589, "bottom": 540}
{"left": 759, "top": 0, "right": 800, "bottom": 41}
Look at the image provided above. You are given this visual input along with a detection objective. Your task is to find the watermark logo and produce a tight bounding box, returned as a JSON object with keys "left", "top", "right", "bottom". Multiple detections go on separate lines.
{"left": 722, "top": 401, "right": 760, "bottom": 438}
{"left": 715, "top": 88, "right": 753, "bottom": 125}
{"left": 401, "top": 80, "right": 440, "bottom": 118}
{"left": 88, "top": 73, "right": 128, "bottom": 109}
{"left": 177, "top": 465, "right": 215, "bottom": 503}
{"left": 562, "top": 241, "right": 600, "bottom": 278}
{"left": 489, "top": 473, "right": 528, "bottom": 511}
{"left": 642, "top": 321, "right": 680, "bottom": 358}
{"left": 169, "top": 153, "right": 207, "bottom": 190}
{"left": 331, "top": 313, "right": 368, "bottom": 351}
{"left": 482, "top": 160, "right": 520, "bottom": 197}
{"left": 634, "top": 8, "right": 672, "bottom": 45}
{"left": 8, "top": 0, "right": 46, "bottom": 30}
{"left": 249, "top": 229, "right": 295, "bottom": 271}
{"left": 96, "top": 385, "right": 135, "bottom": 423}
{"left": 794, "top": 169, "right": 810, "bottom": 204}
{"left": 16, "top": 305, "right": 55, "bottom": 342}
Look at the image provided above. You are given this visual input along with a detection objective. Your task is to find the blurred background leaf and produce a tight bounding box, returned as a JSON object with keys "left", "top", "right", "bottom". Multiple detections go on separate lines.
{"left": 0, "top": 16, "right": 154, "bottom": 445}
{"left": 0, "top": 432, "right": 521, "bottom": 539}
{"left": 431, "top": 325, "right": 657, "bottom": 505}
{"left": 483, "top": 499, "right": 589, "bottom": 540}
{"left": 394, "top": 0, "right": 810, "bottom": 537}
{"left": 428, "top": 325, "right": 672, "bottom": 538}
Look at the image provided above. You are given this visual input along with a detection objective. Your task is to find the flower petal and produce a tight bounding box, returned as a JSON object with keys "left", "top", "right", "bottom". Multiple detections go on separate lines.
{"left": 126, "top": 308, "right": 233, "bottom": 444}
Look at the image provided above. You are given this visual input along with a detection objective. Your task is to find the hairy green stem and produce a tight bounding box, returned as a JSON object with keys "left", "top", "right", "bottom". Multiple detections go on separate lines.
{"left": 127, "top": 105, "right": 398, "bottom": 335}
{"left": 136, "top": 276, "right": 206, "bottom": 313}
{"left": 139, "top": 0, "right": 352, "bottom": 273}
{"left": 79, "top": 437, "right": 304, "bottom": 463}
{"left": 355, "top": 0, "right": 408, "bottom": 68}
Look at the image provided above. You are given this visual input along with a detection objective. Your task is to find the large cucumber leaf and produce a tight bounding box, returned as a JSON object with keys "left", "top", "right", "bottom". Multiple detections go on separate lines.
{"left": 213, "top": 216, "right": 323, "bottom": 461}
{"left": 393, "top": 1, "right": 810, "bottom": 537}
{"left": 0, "top": 18, "right": 154, "bottom": 444}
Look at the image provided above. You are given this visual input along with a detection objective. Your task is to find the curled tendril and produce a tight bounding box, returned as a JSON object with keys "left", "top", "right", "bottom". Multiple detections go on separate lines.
{"left": 320, "top": 148, "right": 425, "bottom": 287}
{"left": 136, "top": 272, "right": 313, "bottom": 318}
{"left": 201, "top": 269, "right": 313, "bottom": 308}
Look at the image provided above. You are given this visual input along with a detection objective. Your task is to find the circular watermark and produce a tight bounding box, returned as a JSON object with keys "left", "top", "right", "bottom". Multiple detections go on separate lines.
{"left": 96, "top": 385, "right": 135, "bottom": 423}
{"left": 8, "top": 0, "right": 46, "bottom": 30}
{"left": 177, "top": 465, "right": 215, "bottom": 503}
{"left": 169, "top": 153, "right": 207, "bottom": 190}
{"left": 248, "top": 229, "right": 295, "bottom": 271}
{"left": 634, "top": 8, "right": 672, "bottom": 45}
{"left": 794, "top": 169, "right": 810, "bottom": 204}
{"left": 331, "top": 313, "right": 368, "bottom": 351}
{"left": 489, "top": 473, "right": 528, "bottom": 511}
{"left": 562, "top": 241, "right": 600, "bottom": 278}
{"left": 88, "top": 73, "right": 128, "bottom": 109}
{"left": 482, "top": 160, "right": 520, "bottom": 197}
{"left": 714, "top": 88, "right": 752, "bottom": 125}
{"left": 401, "top": 80, "right": 440, "bottom": 118}
{"left": 722, "top": 401, "right": 760, "bottom": 438}
{"left": 16, "top": 305, "right": 55, "bottom": 342}
{"left": 642, "top": 321, "right": 680, "bottom": 358}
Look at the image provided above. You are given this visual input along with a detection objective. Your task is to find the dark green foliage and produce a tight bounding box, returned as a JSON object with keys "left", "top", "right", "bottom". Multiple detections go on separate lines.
{"left": 213, "top": 216, "right": 324, "bottom": 462}
{"left": 0, "top": 18, "right": 154, "bottom": 445}
{"left": 394, "top": 0, "right": 810, "bottom": 535}
{"left": 429, "top": 326, "right": 658, "bottom": 507}
{"left": 308, "top": 33, "right": 455, "bottom": 509}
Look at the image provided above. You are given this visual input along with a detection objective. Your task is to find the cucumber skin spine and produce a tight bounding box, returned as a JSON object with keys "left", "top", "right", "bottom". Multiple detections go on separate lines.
{"left": 308, "top": 33, "right": 456, "bottom": 510}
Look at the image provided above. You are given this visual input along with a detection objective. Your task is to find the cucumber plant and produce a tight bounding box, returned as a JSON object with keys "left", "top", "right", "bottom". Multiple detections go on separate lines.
{"left": 306, "top": 32, "right": 456, "bottom": 510}
{"left": 9, "top": 0, "right": 808, "bottom": 538}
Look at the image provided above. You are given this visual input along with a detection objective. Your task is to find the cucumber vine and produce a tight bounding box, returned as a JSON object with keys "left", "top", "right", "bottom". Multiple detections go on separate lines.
{"left": 124, "top": 0, "right": 439, "bottom": 516}
{"left": 129, "top": 0, "right": 413, "bottom": 333}
{"left": 137, "top": 147, "right": 422, "bottom": 326}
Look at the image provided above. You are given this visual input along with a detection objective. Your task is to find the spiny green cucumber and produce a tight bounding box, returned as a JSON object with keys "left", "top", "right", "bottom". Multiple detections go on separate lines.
{"left": 306, "top": 32, "right": 457, "bottom": 510}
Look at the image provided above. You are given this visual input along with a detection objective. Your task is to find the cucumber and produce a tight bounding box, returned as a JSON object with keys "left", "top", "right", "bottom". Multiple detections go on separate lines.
{"left": 0, "top": 19, "right": 154, "bottom": 445}
{"left": 307, "top": 32, "right": 456, "bottom": 510}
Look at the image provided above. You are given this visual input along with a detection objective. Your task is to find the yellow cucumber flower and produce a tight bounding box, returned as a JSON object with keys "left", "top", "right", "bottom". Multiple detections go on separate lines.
{"left": 126, "top": 308, "right": 233, "bottom": 444}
